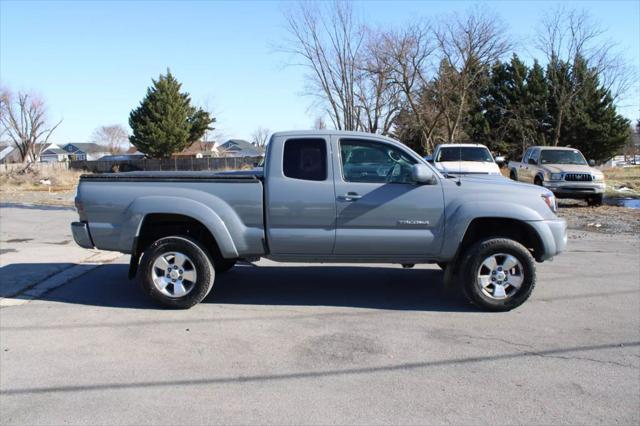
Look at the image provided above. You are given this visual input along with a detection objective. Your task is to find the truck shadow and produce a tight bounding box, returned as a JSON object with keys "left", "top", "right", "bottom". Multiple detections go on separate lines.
{"left": 2, "top": 262, "right": 472, "bottom": 312}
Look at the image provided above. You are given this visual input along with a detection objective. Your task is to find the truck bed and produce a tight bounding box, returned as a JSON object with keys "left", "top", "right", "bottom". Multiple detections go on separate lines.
{"left": 77, "top": 171, "right": 265, "bottom": 256}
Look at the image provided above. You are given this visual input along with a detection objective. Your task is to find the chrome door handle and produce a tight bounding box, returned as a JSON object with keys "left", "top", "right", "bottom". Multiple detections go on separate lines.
{"left": 338, "top": 192, "right": 362, "bottom": 201}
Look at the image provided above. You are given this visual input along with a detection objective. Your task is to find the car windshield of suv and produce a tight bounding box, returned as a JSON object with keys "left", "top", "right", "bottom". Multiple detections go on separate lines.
{"left": 540, "top": 149, "right": 587, "bottom": 165}
{"left": 436, "top": 147, "right": 493, "bottom": 162}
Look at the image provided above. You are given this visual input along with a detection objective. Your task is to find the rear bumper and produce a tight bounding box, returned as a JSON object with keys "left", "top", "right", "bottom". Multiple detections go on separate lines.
{"left": 71, "top": 221, "right": 95, "bottom": 249}
{"left": 543, "top": 181, "right": 605, "bottom": 198}
{"left": 527, "top": 219, "right": 567, "bottom": 261}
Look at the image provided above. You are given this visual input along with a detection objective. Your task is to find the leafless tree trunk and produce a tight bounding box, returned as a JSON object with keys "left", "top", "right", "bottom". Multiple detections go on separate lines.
{"left": 283, "top": 1, "right": 399, "bottom": 134}
{"left": 433, "top": 9, "right": 511, "bottom": 143}
{"left": 313, "top": 116, "right": 327, "bottom": 130}
{"left": 377, "top": 21, "right": 440, "bottom": 152}
{"left": 536, "top": 7, "right": 632, "bottom": 145}
{"left": 0, "top": 89, "right": 62, "bottom": 167}
{"left": 92, "top": 124, "right": 129, "bottom": 154}
{"left": 251, "top": 127, "right": 271, "bottom": 147}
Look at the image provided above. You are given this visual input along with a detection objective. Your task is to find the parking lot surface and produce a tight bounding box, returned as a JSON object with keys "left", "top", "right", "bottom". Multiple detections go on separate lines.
{"left": 1, "top": 220, "right": 639, "bottom": 424}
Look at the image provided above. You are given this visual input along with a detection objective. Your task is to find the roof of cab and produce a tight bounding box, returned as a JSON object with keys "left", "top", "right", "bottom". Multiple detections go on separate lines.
{"left": 271, "top": 130, "right": 397, "bottom": 143}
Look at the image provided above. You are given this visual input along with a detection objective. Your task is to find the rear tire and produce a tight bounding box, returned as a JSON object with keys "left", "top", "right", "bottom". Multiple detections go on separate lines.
{"left": 534, "top": 176, "right": 543, "bottom": 186}
{"left": 509, "top": 170, "right": 518, "bottom": 181}
{"left": 139, "top": 236, "right": 214, "bottom": 309}
{"left": 460, "top": 238, "right": 536, "bottom": 312}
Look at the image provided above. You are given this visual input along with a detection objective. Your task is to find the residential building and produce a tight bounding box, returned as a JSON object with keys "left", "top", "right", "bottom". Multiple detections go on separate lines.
{"left": 62, "top": 143, "right": 110, "bottom": 161}
{"left": 218, "top": 139, "right": 264, "bottom": 157}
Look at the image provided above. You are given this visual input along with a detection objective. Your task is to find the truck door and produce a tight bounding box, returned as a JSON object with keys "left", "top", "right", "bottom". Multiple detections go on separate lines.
{"left": 265, "top": 135, "right": 336, "bottom": 254}
{"left": 332, "top": 136, "right": 444, "bottom": 257}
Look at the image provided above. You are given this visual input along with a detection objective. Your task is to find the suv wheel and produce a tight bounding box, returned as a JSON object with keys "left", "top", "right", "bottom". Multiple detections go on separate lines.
{"left": 139, "top": 236, "right": 214, "bottom": 309}
{"left": 534, "top": 176, "right": 543, "bottom": 186}
{"left": 460, "top": 238, "right": 536, "bottom": 311}
{"left": 509, "top": 170, "right": 518, "bottom": 181}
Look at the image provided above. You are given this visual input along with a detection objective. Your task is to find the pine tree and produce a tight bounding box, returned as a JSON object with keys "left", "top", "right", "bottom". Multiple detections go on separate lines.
{"left": 560, "top": 58, "right": 630, "bottom": 162}
{"left": 129, "top": 70, "right": 214, "bottom": 158}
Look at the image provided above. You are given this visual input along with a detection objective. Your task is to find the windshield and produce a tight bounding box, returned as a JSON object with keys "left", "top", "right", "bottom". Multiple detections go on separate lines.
{"left": 436, "top": 147, "right": 493, "bottom": 162}
{"left": 540, "top": 149, "right": 587, "bottom": 165}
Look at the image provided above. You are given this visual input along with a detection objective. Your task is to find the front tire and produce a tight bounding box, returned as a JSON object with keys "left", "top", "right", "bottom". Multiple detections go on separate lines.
{"left": 139, "top": 236, "right": 214, "bottom": 309}
{"left": 587, "top": 194, "right": 603, "bottom": 207}
{"left": 460, "top": 238, "right": 536, "bottom": 312}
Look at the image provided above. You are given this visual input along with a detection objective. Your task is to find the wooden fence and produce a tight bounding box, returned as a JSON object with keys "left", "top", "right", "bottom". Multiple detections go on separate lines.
{"left": 2, "top": 161, "right": 70, "bottom": 172}
{"left": 68, "top": 156, "right": 262, "bottom": 173}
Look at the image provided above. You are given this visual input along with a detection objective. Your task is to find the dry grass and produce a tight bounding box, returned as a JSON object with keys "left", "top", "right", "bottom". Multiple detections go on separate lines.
{"left": 603, "top": 166, "right": 640, "bottom": 198}
{"left": 0, "top": 167, "right": 83, "bottom": 192}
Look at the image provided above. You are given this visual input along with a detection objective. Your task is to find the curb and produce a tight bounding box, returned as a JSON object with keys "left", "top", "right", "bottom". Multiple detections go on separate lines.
{"left": 0, "top": 252, "right": 123, "bottom": 307}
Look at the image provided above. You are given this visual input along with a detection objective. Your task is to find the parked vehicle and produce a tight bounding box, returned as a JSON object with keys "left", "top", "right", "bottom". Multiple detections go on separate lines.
{"left": 72, "top": 131, "right": 566, "bottom": 311}
{"left": 426, "top": 143, "right": 502, "bottom": 175}
{"left": 508, "top": 146, "right": 605, "bottom": 206}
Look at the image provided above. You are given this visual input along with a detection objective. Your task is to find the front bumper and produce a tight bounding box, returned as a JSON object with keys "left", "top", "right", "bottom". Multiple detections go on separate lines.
{"left": 543, "top": 181, "right": 605, "bottom": 198}
{"left": 71, "top": 221, "right": 95, "bottom": 249}
{"left": 527, "top": 219, "right": 567, "bottom": 261}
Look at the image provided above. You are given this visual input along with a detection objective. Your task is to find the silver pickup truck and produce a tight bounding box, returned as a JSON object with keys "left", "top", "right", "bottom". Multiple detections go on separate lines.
{"left": 72, "top": 130, "right": 567, "bottom": 311}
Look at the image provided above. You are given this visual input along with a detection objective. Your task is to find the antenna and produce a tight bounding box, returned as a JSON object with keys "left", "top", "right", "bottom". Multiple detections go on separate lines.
{"left": 456, "top": 142, "right": 462, "bottom": 186}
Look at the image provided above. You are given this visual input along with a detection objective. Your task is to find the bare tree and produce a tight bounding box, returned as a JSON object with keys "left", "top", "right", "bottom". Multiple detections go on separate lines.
{"left": 283, "top": 1, "right": 399, "bottom": 134}
{"left": 433, "top": 9, "right": 511, "bottom": 143}
{"left": 92, "top": 124, "right": 129, "bottom": 154}
{"left": 251, "top": 127, "right": 271, "bottom": 147}
{"left": 536, "top": 7, "right": 632, "bottom": 145}
{"left": 313, "top": 116, "right": 327, "bottom": 129}
{"left": 0, "top": 89, "right": 62, "bottom": 165}
{"left": 378, "top": 21, "right": 440, "bottom": 151}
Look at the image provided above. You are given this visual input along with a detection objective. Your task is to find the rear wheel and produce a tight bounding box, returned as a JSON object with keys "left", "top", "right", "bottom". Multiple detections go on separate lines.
{"left": 534, "top": 176, "right": 543, "bottom": 186}
{"left": 460, "top": 238, "right": 536, "bottom": 312}
{"left": 139, "top": 236, "right": 214, "bottom": 309}
{"left": 509, "top": 170, "right": 518, "bottom": 181}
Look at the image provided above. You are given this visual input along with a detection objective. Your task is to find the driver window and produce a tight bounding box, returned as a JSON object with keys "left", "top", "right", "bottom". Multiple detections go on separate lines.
{"left": 340, "top": 139, "right": 416, "bottom": 184}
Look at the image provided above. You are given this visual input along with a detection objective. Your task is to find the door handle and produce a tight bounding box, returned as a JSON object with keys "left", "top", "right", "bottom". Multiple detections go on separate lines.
{"left": 338, "top": 192, "right": 362, "bottom": 201}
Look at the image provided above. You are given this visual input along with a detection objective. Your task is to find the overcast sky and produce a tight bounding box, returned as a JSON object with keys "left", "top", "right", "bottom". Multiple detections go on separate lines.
{"left": 1, "top": 0, "right": 638, "bottom": 144}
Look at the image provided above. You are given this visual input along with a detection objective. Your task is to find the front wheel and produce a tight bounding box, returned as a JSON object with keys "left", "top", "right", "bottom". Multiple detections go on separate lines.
{"left": 587, "top": 194, "right": 603, "bottom": 207}
{"left": 139, "top": 236, "right": 215, "bottom": 309}
{"left": 460, "top": 238, "right": 536, "bottom": 312}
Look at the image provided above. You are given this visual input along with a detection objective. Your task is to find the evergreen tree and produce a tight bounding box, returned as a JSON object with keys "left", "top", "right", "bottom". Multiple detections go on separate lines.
{"left": 129, "top": 70, "right": 214, "bottom": 158}
{"left": 559, "top": 58, "right": 630, "bottom": 162}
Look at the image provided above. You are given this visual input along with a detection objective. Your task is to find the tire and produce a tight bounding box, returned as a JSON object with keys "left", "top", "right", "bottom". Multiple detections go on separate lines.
{"left": 534, "top": 176, "right": 543, "bottom": 186}
{"left": 509, "top": 170, "right": 518, "bottom": 181}
{"left": 460, "top": 238, "right": 536, "bottom": 312}
{"left": 587, "top": 194, "right": 603, "bottom": 207}
{"left": 139, "top": 236, "right": 214, "bottom": 309}
{"left": 215, "top": 259, "right": 237, "bottom": 273}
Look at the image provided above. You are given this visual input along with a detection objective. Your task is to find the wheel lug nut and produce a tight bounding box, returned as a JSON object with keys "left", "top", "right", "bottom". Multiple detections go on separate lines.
{"left": 172, "top": 279, "right": 176, "bottom": 282}
{"left": 491, "top": 277, "right": 496, "bottom": 281}
{"left": 179, "top": 270, "right": 183, "bottom": 274}
{"left": 174, "top": 265, "right": 178, "bottom": 270}
{"left": 492, "top": 271, "right": 496, "bottom": 275}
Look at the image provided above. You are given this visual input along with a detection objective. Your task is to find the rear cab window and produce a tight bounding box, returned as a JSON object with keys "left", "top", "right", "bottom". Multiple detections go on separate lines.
{"left": 283, "top": 138, "right": 327, "bottom": 181}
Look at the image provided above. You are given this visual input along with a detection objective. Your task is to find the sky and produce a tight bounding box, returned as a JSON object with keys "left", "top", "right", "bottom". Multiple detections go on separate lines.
{"left": 1, "top": 0, "right": 639, "bottom": 144}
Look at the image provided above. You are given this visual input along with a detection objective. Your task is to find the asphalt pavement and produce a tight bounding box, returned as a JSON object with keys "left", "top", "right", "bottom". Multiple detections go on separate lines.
{"left": 0, "top": 206, "right": 639, "bottom": 425}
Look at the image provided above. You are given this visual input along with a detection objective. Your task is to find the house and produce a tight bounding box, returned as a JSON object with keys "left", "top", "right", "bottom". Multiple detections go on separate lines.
{"left": 39, "top": 144, "right": 68, "bottom": 163}
{"left": 62, "top": 143, "right": 111, "bottom": 161}
{"left": 0, "top": 143, "right": 65, "bottom": 163}
{"left": 0, "top": 144, "right": 16, "bottom": 164}
{"left": 174, "top": 141, "right": 221, "bottom": 158}
{"left": 217, "top": 139, "right": 264, "bottom": 157}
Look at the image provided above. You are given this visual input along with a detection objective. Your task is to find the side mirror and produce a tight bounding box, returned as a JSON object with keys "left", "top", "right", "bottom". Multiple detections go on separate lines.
{"left": 424, "top": 155, "right": 433, "bottom": 163}
{"left": 412, "top": 164, "right": 435, "bottom": 184}
{"left": 589, "top": 159, "right": 596, "bottom": 166}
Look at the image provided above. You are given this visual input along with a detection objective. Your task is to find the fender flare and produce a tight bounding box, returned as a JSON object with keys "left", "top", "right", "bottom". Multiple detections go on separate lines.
{"left": 119, "top": 195, "right": 239, "bottom": 259}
